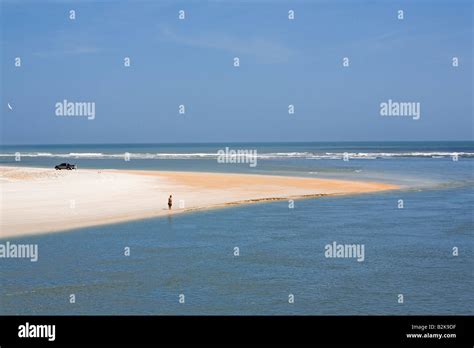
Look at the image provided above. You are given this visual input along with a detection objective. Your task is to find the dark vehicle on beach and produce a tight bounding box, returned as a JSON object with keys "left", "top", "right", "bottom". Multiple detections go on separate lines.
{"left": 55, "top": 163, "right": 76, "bottom": 170}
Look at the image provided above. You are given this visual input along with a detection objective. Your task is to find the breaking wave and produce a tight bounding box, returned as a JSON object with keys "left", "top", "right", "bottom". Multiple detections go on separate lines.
{"left": 0, "top": 152, "right": 473, "bottom": 160}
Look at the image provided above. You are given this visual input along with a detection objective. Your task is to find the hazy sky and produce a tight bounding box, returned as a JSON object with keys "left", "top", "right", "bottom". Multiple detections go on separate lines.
{"left": 1, "top": 0, "right": 472, "bottom": 144}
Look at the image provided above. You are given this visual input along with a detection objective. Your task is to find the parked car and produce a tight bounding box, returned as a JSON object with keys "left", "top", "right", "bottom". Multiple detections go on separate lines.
{"left": 55, "top": 163, "right": 76, "bottom": 170}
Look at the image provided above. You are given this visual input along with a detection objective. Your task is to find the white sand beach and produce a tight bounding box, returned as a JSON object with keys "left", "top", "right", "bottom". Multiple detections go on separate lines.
{"left": 0, "top": 166, "right": 399, "bottom": 238}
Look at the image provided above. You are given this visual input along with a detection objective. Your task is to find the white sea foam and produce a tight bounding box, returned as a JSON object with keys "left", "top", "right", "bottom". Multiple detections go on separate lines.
{"left": 0, "top": 152, "right": 472, "bottom": 159}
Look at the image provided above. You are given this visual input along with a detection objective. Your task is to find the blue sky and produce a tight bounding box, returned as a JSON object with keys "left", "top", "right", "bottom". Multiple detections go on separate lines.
{"left": 1, "top": 0, "right": 472, "bottom": 144}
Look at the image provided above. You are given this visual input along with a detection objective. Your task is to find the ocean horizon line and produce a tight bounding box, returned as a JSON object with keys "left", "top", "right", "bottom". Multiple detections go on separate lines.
{"left": 1, "top": 140, "right": 473, "bottom": 147}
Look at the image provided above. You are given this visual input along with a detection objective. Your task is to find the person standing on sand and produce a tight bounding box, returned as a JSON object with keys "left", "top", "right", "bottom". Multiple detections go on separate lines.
{"left": 168, "top": 195, "right": 173, "bottom": 210}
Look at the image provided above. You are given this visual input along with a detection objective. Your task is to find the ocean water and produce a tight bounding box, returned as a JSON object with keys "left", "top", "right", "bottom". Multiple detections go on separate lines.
{"left": 0, "top": 142, "right": 473, "bottom": 315}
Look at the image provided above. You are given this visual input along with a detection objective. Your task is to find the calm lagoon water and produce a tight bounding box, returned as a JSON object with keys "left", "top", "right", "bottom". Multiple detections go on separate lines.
{"left": 0, "top": 142, "right": 473, "bottom": 314}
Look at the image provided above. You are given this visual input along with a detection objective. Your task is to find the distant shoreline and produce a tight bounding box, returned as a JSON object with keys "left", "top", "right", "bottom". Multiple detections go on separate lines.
{"left": 0, "top": 166, "right": 400, "bottom": 239}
